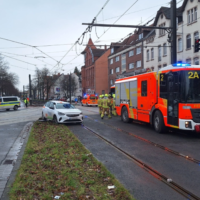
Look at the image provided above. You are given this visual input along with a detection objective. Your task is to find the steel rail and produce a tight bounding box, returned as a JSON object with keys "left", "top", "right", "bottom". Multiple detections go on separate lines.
{"left": 82, "top": 124, "right": 200, "bottom": 200}
{"left": 80, "top": 107, "right": 200, "bottom": 165}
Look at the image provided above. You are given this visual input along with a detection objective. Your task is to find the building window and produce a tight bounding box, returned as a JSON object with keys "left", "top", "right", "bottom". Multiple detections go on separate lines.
{"left": 147, "top": 50, "right": 150, "bottom": 61}
{"left": 129, "top": 50, "right": 134, "bottom": 57}
{"left": 111, "top": 48, "right": 114, "bottom": 54}
{"left": 158, "top": 46, "right": 162, "bottom": 61}
{"left": 129, "top": 63, "right": 134, "bottom": 69}
{"left": 110, "top": 69, "right": 113, "bottom": 74}
{"left": 186, "top": 58, "right": 191, "bottom": 64}
{"left": 121, "top": 54, "right": 126, "bottom": 72}
{"left": 159, "top": 23, "right": 165, "bottom": 36}
{"left": 188, "top": 7, "right": 197, "bottom": 24}
{"left": 115, "top": 56, "right": 119, "bottom": 62}
{"left": 158, "top": 65, "right": 162, "bottom": 70}
{"left": 139, "top": 33, "right": 143, "bottom": 40}
{"left": 116, "top": 67, "right": 120, "bottom": 73}
{"left": 136, "top": 47, "right": 141, "bottom": 55}
{"left": 141, "top": 80, "right": 147, "bottom": 96}
{"left": 110, "top": 80, "right": 113, "bottom": 85}
{"left": 136, "top": 60, "right": 141, "bottom": 68}
{"left": 194, "top": 7, "right": 197, "bottom": 21}
{"left": 163, "top": 43, "right": 167, "bottom": 56}
{"left": 194, "top": 57, "right": 199, "bottom": 65}
{"left": 110, "top": 59, "right": 113, "bottom": 64}
{"left": 163, "top": 64, "right": 167, "bottom": 67}
{"left": 151, "top": 67, "right": 154, "bottom": 71}
{"left": 151, "top": 48, "right": 154, "bottom": 60}
{"left": 194, "top": 32, "right": 199, "bottom": 40}
{"left": 178, "top": 38, "right": 183, "bottom": 52}
{"left": 186, "top": 34, "right": 191, "bottom": 49}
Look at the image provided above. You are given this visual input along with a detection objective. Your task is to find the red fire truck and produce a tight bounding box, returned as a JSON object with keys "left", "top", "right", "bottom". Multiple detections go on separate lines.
{"left": 115, "top": 63, "right": 200, "bottom": 133}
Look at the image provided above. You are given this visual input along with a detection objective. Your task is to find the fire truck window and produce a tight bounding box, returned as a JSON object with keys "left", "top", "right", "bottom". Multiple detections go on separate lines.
{"left": 160, "top": 73, "right": 167, "bottom": 99}
{"left": 90, "top": 96, "right": 96, "bottom": 99}
{"left": 141, "top": 80, "right": 147, "bottom": 96}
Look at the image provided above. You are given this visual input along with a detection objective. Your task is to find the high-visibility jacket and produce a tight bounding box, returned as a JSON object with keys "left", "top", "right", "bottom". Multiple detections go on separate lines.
{"left": 24, "top": 99, "right": 28, "bottom": 104}
{"left": 102, "top": 99, "right": 109, "bottom": 108}
{"left": 98, "top": 99, "right": 102, "bottom": 107}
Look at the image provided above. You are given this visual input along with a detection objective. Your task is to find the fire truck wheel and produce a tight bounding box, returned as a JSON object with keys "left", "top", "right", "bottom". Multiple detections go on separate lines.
{"left": 153, "top": 110, "right": 165, "bottom": 133}
{"left": 121, "top": 106, "right": 132, "bottom": 123}
{"left": 86, "top": 103, "right": 88, "bottom": 107}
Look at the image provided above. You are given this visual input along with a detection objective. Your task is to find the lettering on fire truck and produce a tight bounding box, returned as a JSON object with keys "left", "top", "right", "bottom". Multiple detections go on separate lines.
{"left": 115, "top": 64, "right": 200, "bottom": 133}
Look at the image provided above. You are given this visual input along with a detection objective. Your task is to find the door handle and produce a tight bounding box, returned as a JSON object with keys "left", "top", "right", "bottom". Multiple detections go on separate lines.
{"left": 141, "top": 104, "right": 143, "bottom": 107}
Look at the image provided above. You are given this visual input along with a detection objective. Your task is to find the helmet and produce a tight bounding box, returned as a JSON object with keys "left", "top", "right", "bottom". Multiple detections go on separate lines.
{"left": 101, "top": 94, "right": 104, "bottom": 97}
{"left": 99, "top": 95, "right": 101, "bottom": 98}
{"left": 113, "top": 94, "right": 115, "bottom": 98}
{"left": 105, "top": 94, "right": 108, "bottom": 97}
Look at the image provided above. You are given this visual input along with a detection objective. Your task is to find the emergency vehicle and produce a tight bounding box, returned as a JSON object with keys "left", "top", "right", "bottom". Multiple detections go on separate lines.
{"left": 81, "top": 94, "right": 98, "bottom": 106}
{"left": 0, "top": 96, "right": 21, "bottom": 111}
{"left": 115, "top": 63, "right": 200, "bottom": 133}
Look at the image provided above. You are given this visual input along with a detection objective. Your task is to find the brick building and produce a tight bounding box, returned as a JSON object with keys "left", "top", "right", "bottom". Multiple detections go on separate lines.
{"left": 81, "top": 38, "right": 110, "bottom": 95}
{"left": 108, "top": 28, "right": 151, "bottom": 86}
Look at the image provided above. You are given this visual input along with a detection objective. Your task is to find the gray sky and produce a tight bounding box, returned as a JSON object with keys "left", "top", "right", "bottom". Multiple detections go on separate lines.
{"left": 0, "top": 0, "right": 179, "bottom": 90}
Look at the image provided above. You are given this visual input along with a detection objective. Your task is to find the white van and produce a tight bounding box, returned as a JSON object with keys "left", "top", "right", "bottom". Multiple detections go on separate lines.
{"left": 0, "top": 96, "right": 21, "bottom": 111}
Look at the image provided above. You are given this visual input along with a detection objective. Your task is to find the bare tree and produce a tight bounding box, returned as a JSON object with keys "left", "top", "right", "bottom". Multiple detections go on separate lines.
{"left": 0, "top": 54, "right": 19, "bottom": 96}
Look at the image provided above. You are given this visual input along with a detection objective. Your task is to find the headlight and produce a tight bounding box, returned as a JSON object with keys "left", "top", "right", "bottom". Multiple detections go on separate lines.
{"left": 58, "top": 112, "right": 65, "bottom": 115}
{"left": 80, "top": 112, "right": 83, "bottom": 115}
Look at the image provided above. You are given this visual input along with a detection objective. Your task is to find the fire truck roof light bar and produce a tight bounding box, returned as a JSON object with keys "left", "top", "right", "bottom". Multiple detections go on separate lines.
{"left": 116, "top": 77, "right": 137, "bottom": 84}
{"left": 172, "top": 63, "right": 191, "bottom": 67}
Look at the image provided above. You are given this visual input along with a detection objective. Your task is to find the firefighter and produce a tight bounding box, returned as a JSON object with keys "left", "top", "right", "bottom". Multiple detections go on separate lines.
{"left": 101, "top": 94, "right": 111, "bottom": 119}
{"left": 112, "top": 94, "right": 117, "bottom": 116}
{"left": 97, "top": 95, "right": 102, "bottom": 115}
{"left": 24, "top": 98, "right": 28, "bottom": 108}
{"left": 108, "top": 94, "right": 112, "bottom": 118}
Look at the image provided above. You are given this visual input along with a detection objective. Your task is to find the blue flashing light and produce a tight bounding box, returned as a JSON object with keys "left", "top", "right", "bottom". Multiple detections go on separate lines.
{"left": 173, "top": 63, "right": 191, "bottom": 67}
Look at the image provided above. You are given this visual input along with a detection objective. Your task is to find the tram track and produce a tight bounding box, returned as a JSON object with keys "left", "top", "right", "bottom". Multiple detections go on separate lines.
{"left": 82, "top": 124, "right": 200, "bottom": 200}
{"left": 80, "top": 107, "right": 200, "bottom": 165}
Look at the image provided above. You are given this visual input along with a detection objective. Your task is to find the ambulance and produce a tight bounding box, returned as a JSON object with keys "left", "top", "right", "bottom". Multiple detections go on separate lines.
{"left": 0, "top": 96, "right": 21, "bottom": 111}
{"left": 81, "top": 94, "right": 98, "bottom": 107}
{"left": 115, "top": 63, "right": 200, "bottom": 133}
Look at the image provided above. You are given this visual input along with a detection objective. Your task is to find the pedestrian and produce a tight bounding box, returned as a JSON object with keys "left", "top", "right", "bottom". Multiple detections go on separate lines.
{"left": 24, "top": 98, "right": 28, "bottom": 108}
{"left": 112, "top": 94, "right": 117, "bottom": 116}
{"left": 101, "top": 94, "right": 111, "bottom": 119}
{"left": 97, "top": 95, "right": 102, "bottom": 115}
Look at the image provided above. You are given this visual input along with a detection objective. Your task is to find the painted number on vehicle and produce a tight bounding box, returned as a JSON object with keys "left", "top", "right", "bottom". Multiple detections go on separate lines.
{"left": 188, "top": 72, "right": 199, "bottom": 79}
{"left": 160, "top": 74, "right": 164, "bottom": 81}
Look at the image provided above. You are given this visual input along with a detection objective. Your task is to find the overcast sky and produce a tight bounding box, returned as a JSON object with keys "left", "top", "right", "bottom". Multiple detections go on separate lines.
{"left": 0, "top": 0, "right": 181, "bottom": 90}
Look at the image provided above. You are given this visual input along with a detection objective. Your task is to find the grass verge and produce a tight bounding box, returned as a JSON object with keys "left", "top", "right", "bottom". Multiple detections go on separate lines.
{"left": 10, "top": 121, "right": 135, "bottom": 200}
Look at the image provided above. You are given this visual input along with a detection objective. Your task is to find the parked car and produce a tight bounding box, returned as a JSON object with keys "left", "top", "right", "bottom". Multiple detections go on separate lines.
{"left": 42, "top": 100, "right": 83, "bottom": 124}
{"left": 67, "top": 96, "right": 75, "bottom": 102}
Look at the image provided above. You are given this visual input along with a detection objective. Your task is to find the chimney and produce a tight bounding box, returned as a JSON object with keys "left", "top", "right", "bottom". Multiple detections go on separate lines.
{"left": 58, "top": 73, "right": 60, "bottom": 76}
{"left": 104, "top": 45, "right": 107, "bottom": 50}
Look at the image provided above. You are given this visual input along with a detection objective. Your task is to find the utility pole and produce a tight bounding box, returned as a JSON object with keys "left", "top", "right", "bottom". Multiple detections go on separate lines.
{"left": 29, "top": 74, "right": 32, "bottom": 105}
{"left": 171, "top": 0, "right": 177, "bottom": 64}
{"left": 69, "top": 73, "right": 71, "bottom": 104}
{"left": 23, "top": 85, "right": 25, "bottom": 99}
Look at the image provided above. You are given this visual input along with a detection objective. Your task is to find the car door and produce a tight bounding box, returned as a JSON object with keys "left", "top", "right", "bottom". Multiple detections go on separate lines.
{"left": 43, "top": 102, "right": 50, "bottom": 119}
{"left": 48, "top": 102, "right": 55, "bottom": 120}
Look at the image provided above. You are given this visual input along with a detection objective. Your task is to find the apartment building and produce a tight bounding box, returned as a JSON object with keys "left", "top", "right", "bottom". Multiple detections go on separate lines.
{"left": 144, "top": 0, "right": 199, "bottom": 70}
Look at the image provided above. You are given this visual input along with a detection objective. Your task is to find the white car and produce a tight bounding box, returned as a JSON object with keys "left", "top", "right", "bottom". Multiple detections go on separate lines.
{"left": 42, "top": 101, "right": 83, "bottom": 124}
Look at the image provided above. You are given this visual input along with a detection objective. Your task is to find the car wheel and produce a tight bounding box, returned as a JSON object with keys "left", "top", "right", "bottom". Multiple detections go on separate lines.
{"left": 42, "top": 112, "right": 47, "bottom": 121}
{"left": 153, "top": 110, "right": 165, "bottom": 133}
{"left": 53, "top": 115, "right": 58, "bottom": 124}
{"left": 6, "top": 109, "right": 10, "bottom": 111}
{"left": 121, "top": 106, "right": 132, "bottom": 123}
{"left": 14, "top": 105, "right": 18, "bottom": 111}
{"left": 81, "top": 103, "right": 83, "bottom": 106}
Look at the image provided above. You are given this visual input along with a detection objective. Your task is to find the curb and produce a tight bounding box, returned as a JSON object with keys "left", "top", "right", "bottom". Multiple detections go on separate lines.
{"left": 1, "top": 122, "right": 33, "bottom": 200}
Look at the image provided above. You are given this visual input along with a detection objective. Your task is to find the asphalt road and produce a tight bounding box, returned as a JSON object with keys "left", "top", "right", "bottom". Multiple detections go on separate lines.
{"left": 68, "top": 105, "right": 200, "bottom": 200}
{"left": 1, "top": 104, "right": 200, "bottom": 200}
{"left": 0, "top": 106, "right": 41, "bottom": 199}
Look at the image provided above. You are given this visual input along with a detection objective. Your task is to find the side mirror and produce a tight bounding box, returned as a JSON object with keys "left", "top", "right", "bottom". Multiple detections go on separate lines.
{"left": 50, "top": 106, "right": 54, "bottom": 110}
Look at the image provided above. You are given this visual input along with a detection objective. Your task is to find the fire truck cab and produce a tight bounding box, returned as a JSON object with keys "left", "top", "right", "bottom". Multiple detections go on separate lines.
{"left": 115, "top": 63, "right": 200, "bottom": 133}
{"left": 81, "top": 94, "right": 98, "bottom": 107}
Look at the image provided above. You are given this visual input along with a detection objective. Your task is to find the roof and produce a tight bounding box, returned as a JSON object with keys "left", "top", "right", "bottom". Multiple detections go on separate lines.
{"left": 153, "top": 6, "right": 182, "bottom": 26}
{"left": 144, "top": 29, "right": 156, "bottom": 40}
{"left": 92, "top": 49, "right": 106, "bottom": 57}
{"left": 81, "top": 38, "right": 96, "bottom": 54}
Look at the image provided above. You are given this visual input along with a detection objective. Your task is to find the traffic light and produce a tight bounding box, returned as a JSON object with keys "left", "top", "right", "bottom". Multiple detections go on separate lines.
{"left": 194, "top": 39, "right": 200, "bottom": 53}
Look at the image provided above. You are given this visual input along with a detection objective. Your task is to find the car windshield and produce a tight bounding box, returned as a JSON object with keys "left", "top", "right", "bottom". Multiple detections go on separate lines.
{"left": 182, "top": 70, "right": 200, "bottom": 103}
{"left": 56, "top": 103, "right": 75, "bottom": 109}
